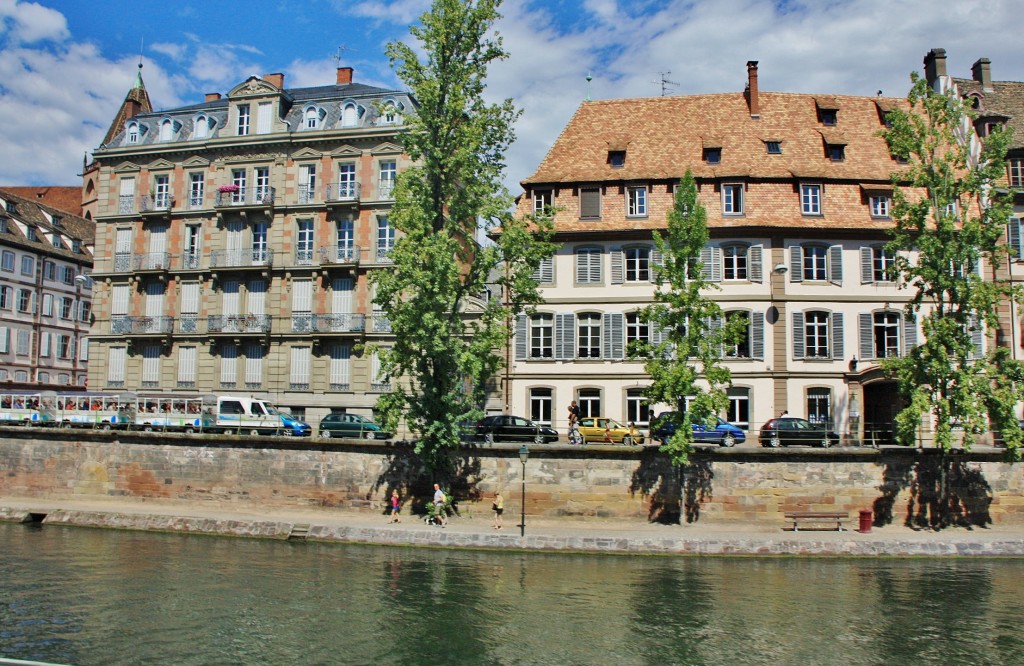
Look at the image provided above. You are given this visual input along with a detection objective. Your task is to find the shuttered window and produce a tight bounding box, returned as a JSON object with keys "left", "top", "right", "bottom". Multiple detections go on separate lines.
{"left": 108, "top": 346, "right": 127, "bottom": 384}
{"left": 245, "top": 343, "right": 263, "bottom": 385}
{"left": 289, "top": 346, "right": 311, "bottom": 387}
{"left": 579, "top": 187, "right": 601, "bottom": 219}
{"left": 292, "top": 279, "right": 312, "bottom": 314}
{"left": 180, "top": 282, "right": 200, "bottom": 315}
{"left": 256, "top": 101, "right": 272, "bottom": 134}
{"left": 111, "top": 284, "right": 130, "bottom": 316}
{"left": 532, "top": 257, "right": 554, "bottom": 284}
{"left": 142, "top": 344, "right": 161, "bottom": 384}
{"left": 222, "top": 280, "right": 240, "bottom": 316}
{"left": 575, "top": 248, "right": 602, "bottom": 284}
{"left": 332, "top": 278, "right": 353, "bottom": 313}
{"left": 220, "top": 343, "right": 238, "bottom": 386}
{"left": 248, "top": 279, "right": 266, "bottom": 316}
{"left": 178, "top": 346, "right": 197, "bottom": 385}
{"left": 330, "top": 343, "right": 351, "bottom": 388}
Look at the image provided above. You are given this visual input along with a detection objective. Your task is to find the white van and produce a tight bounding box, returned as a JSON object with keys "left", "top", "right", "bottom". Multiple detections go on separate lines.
{"left": 214, "top": 395, "right": 311, "bottom": 436}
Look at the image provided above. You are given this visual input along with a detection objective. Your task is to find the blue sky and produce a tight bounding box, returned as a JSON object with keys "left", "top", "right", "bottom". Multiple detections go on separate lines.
{"left": 2, "top": 0, "right": 1024, "bottom": 192}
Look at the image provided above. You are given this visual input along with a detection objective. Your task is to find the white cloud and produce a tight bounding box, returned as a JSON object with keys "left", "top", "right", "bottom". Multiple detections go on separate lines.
{"left": 0, "top": 0, "right": 68, "bottom": 44}
{"left": 347, "top": 0, "right": 430, "bottom": 24}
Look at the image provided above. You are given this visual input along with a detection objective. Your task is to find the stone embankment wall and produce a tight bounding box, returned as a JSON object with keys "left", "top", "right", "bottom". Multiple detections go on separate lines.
{"left": 1, "top": 428, "right": 1022, "bottom": 526}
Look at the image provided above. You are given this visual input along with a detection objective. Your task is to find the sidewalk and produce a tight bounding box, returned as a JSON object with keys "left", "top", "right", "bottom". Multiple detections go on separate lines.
{"left": 2, "top": 495, "right": 1023, "bottom": 556}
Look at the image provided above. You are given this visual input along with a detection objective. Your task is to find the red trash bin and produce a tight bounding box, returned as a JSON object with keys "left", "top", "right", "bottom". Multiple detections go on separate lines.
{"left": 858, "top": 509, "right": 873, "bottom": 533}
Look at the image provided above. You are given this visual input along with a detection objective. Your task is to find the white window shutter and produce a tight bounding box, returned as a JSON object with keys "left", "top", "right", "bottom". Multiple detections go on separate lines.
{"left": 792, "top": 311, "right": 805, "bottom": 359}
{"left": 789, "top": 245, "right": 803, "bottom": 282}
{"left": 292, "top": 279, "right": 312, "bottom": 314}
{"left": 111, "top": 284, "right": 130, "bottom": 316}
{"left": 828, "top": 245, "right": 843, "bottom": 285}
{"left": 290, "top": 346, "right": 310, "bottom": 384}
{"left": 245, "top": 343, "right": 263, "bottom": 384}
{"left": 180, "top": 282, "right": 200, "bottom": 315}
{"left": 178, "top": 346, "right": 196, "bottom": 384}
{"left": 969, "top": 315, "right": 984, "bottom": 359}
{"left": 222, "top": 280, "right": 240, "bottom": 316}
{"left": 248, "top": 279, "right": 266, "bottom": 316}
{"left": 515, "top": 314, "right": 528, "bottom": 361}
{"left": 221, "top": 344, "right": 238, "bottom": 384}
{"left": 751, "top": 310, "right": 764, "bottom": 360}
{"left": 330, "top": 344, "right": 351, "bottom": 386}
{"left": 108, "top": 347, "right": 127, "bottom": 382}
{"left": 1009, "top": 217, "right": 1022, "bottom": 259}
{"left": 860, "top": 247, "right": 873, "bottom": 284}
{"left": 831, "top": 311, "right": 844, "bottom": 360}
{"left": 256, "top": 102, "right": 272, "bottom": 134}
{"left": 610, "top": 250, "right": 624, "bottom": 284}
{"left": 749, "top": 245, "right": 763, "bottom": 283}
{"left": 332, "top": 278, "right": 353, "bottom": 314}
{"left": 602, "top": 313, "right": 624, "bottom": 360}
{"left": 859, "top": 313, "right": 874, "bottom": 360}
{"left": 555, "top": 313, "right": 575, "bottom": 360}
{"left": 902, "top": 312, "right": 917, "bottom": 353}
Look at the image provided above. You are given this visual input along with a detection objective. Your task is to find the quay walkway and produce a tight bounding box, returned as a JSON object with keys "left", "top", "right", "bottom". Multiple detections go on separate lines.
{"left": 2, "top": 496, "right": 1023, "bottom": 557}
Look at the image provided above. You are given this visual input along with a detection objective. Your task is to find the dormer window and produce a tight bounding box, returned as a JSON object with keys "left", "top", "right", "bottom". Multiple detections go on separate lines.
{"left": 27, "top": 227, "right": 37, "bottom": 242}
{"left": 815, "top": 96, "right": 839, "bottom": 126}
{"left": 765, "top": 141, "right": 782, "bottom": 155}
{"left": 703, "top": 148, "right": 721, "bottom": 164}
{"left": 380, "top": 101, "right": 403, "bottom": 126}
{"left": 193, "top": 115, "right": 212, "bottom": 139}
{"left": 303, "top": 106, "right": 325, "bottom": 130}
{"left": 72, "top": 239, "right": 81, "bottom": 253}
{"left": 127, "top": 122, "right": 140, "bottom": 144}
{"left": 160, "top": 119, "right": 173, "bottom": 141}
{"left": 828, "top": 144, "right": 845, "bottom": 161}
{"left": 608, "top": 151, "right": 625, "bottom": 168}
{"left": 820, "top": 109, "right": 837, "bottom": 125}
{"left": 341, "top": 103, "right": 359, "bottom": 127}
{"left": 51, "top": 232, "right": 63, "bottom": 247}
{"left": 237, "top": 104, "right": 251, "bottom": 136}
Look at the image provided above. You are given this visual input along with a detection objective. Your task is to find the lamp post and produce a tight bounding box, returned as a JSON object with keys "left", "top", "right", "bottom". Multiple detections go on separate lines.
{"left": 518, "top": 444, "right": 529, "bottom": 537}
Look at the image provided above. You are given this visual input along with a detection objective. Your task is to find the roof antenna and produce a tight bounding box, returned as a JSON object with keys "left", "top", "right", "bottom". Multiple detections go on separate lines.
{"left": 585, "top": 72, "right": 593, "bottom": 101}
{"left": 332, "top": 45, "right": 356, "bottom": 66}
{"left": 655, "top": 71, "right": 679, "bottom": 97}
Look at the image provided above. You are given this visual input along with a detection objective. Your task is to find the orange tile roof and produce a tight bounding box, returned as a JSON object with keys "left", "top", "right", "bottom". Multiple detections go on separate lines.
{"left": 522, "top": 92, "right": 909, "bottom": 186}
{"left": 0, "top": 186, "right": 83, "bottom": 217}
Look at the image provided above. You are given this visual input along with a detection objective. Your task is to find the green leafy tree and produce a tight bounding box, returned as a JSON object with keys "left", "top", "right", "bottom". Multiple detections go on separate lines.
{"left": 882, "top": 72, "right": 1024, "bottom": 459}
{"left": 374, "top": 0, "right": 555, "bottom": 469}
{"left": 630, "top": 171, "right": 744, "bottom": 465}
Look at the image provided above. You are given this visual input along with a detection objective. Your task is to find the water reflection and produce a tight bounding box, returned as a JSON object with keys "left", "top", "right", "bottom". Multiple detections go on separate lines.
{"left": 1, "top": 524, "right": 1023, "bottom": 665}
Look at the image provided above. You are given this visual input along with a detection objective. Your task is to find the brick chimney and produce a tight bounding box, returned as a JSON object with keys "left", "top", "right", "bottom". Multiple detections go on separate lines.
{"left": 971, "top": 58, "right": 993, "bottom": 92}
{"left": 262, "top": 73, "right": 285, "bottom": 88}
{"left": 204, "top": 92, "right": 222, "bottom": 102}
{"left": 745, "top": 61, "right": 760, "bottom": 118}
{"left": 923, "top": 48, "right": 947, "bottom": 91}
{"left": 336, "top": 67, "right": 354, "bottom": 85}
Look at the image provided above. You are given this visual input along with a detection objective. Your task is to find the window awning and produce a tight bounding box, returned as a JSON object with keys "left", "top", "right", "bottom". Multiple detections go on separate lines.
{"left": 702, "top": 136, "right": 724, "bottom": 149}
{"left": 814, "top": 95, "right": 840, "bottom": 110}
{"left": 819, "top": 130, "right": 848, "bottom": 146}
{"left": 860, "top": 183, "right": 894, "bottom": 194}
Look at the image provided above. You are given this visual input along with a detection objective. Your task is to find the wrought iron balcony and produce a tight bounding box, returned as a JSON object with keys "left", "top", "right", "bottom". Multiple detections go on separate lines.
{"left": 319, "top": 246, "right": 361, "bottom": 265}
{"left": 188, "top": 194, "right": 205, "bottom": 210}
{"left": 110, "top": 315, "right": 174, "bottom": 335}
{"left": 297, "top": 185, "right": 319, "bottom": 205}
{"left": 207, "top": 314, "right": 272, "bottom": 334}
{"left": 294, "top": 249, "right": 315, "bottom": 266}
{"left": 117, "top": 195, "right": 135, "bottom": 215}
{"left": 181, "top": 252, "right": 202, "bottom": 270}
{"left": 139, "top": 194, "right": 174, "bottom": 214}
{"left": 111, "top": 252, "right": 170, "bottom": 273}
{"left": 375, "top": 247, "right": 394, "bottom": 264}
{"left": 325, "top": 182, "right": 360, "bottom": 203}
{"left": 214, "top": 187, "right": 275, "bottom": 208}
{"left": 291, "top": 313, "right": 313, "bottom": 333}
{"left": 313, "top": 313, "right": 366, "bottom": 333}
{"left": 209, "top": 248, "right": 274, "bottom": 269}
{"left": 177, "top": 314, "right": 202, "bottom": 334}
{"left": 378, "top": 182, "right": 395, "bottom": 200}
{"left": 371, "top": 313, "right": 392, "bottom": 333}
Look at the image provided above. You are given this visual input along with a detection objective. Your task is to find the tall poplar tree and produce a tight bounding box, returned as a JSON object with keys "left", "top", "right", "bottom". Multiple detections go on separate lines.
{"left": 374, "top": 0, "right": 555, "bottom": 468}
{"left": 630, "top": 171, "right": 743, "bottom": 465}
{"left": 882, "top": 72, "right": 1024, "bottom": 459}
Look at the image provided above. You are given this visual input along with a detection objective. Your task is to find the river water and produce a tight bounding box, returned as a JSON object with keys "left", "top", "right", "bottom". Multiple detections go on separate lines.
{"left": 2, "top": 523, "right": 1023, "bottom": 665}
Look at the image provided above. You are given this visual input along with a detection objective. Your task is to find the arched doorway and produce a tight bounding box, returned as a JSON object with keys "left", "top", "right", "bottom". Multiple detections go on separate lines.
{"left": 863, "top": 380, "right": 901, "bottom": 445}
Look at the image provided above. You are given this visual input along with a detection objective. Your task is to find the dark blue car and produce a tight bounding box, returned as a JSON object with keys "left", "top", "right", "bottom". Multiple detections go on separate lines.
{"left": 650, "top": 413, "right": 746, "bottom": 447}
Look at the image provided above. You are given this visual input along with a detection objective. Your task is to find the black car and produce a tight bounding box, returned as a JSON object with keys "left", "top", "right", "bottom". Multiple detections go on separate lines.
{"left": 475, "top": 415, "right": 559, "bottom": 444}
{"left": 759, "top": 417, "right": 840, "bottom": 448}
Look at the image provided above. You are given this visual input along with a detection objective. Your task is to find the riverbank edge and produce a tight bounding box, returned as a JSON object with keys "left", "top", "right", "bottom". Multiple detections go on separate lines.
{"left": 3, "top": 504, "right": 1023, "bottom": 557}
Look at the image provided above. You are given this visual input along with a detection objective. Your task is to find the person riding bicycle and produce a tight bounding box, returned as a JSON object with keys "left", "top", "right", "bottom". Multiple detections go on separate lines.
{"left": 567, "top": 400, "right": 582, "bottom": 444}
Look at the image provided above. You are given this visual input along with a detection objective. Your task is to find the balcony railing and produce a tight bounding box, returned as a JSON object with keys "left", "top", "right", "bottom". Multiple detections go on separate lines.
{"left": 214, "top": 187, "right": 275, "bottom": 207}
{"left": 182, "top": 253, "right": 202, "bottom": 270}
{"left": 188, "top": 194, "right": 205, "bottom": 210}
{"left": 208, "top": 314, "right": 271, "bottom": 334}
{"left": 209, "top": 248, "right": 274, "bottom": 268}
{"left": 297, "top": 185, "right": 318, "bottom": 205}
{"left": 313, "top": 313, "right": 366, "bottom": 333}
{"left": 319, "top": 246, "right": 360, "bottom": 265}
{"left": 111, "top": 252, "right": 170, "bottom": 273}
{"left": 139, "top": 194, "right": 174, "bottom": 213}
{"left": 375, "top": 247, "right": 394, "bottom": 264}
{"left": 326, "top": 182, "right": 360, "bottom": 203}
{"left": 371, "top": 313, "right": 392, "bottom": 333}
{"left": 291, "top": 313, "right": 313, "bottom": 333}
{"left": 118, "top": 195, "right": 135, "bottom": 215}
{"left": 110, "top": 315, "right": 174, "bottom": 335}
{"left": 379, "top": 182, "right": 395, "bottom": 200}
{"left": 178, "top": 314, "right": 201, "bottom": 334}
{"left": 294, "top": 249, "right": 315, "bottom": 266}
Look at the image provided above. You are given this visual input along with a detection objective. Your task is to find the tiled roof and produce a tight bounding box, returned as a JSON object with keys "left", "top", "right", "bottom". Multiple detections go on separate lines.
{"left": 0, "top": 186, "right": 83, "bottom": 217}
{"left": 0, "top": 188, "right": 94, "bottom": 260}
{"left": 522, "top": 92, "right": 908, "bottom": 186}
{"left": 952, "top": 78, "right": 1024, "bottom": 151}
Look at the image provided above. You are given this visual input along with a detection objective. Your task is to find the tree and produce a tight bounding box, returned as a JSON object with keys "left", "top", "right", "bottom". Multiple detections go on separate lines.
{"left": 374, "top": 0, "right": 555, "bottom": 469}
{"left": 630, "top": 171, "right": 744, "bottom": 465}
{"left": 882, "top": 72, "right": 1024, "bottom": 460}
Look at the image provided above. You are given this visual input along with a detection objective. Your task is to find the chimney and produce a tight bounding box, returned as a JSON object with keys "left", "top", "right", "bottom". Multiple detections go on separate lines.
{"left": 204, "top": 92, "right": 222, "bottom": 103}
{"left": 972, "top": 58, "right": 993, "bottom": 92}
{"left": 336, "top": 67, "right": 354, "bottom": 85}
{"left": 923, "top": 48, "right": 947, "bottom": 91}
{"left": 262, "top": 73, "right": 285, "bottom": 88}
{"left": 746, "top": 60, "right": 760, "bottom": 118}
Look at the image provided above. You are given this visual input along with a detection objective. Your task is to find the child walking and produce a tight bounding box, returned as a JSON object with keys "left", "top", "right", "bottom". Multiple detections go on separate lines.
{"left": 492, "top": 491, "right": 504, "bottom": 529}
{"left": 389, "top": 489, "right": 401, "bottom": 523}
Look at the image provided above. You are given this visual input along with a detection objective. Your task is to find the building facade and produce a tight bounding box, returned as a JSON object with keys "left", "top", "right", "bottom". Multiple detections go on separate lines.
{"left": 0, "top": 189, "right": 94, "bottom": 390}
{"left": 506, "top": 57, "right": 1015, "bottom": 443}
{"left": 85, "top": 67, "right": 413, "bottom": 424}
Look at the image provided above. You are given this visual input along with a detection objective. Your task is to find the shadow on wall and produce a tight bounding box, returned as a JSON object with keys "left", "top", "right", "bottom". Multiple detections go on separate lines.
{"left": 629, "top": 448, "right": 714, "bottom": 524}
{"left": 874, "top": 452, "right": 993, "bottom": 529}
{"left": 370, "top": 441, "right": 483, "bottom": 517}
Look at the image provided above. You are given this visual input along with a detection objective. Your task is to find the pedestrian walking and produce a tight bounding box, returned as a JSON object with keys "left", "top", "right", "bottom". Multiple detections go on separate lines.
{"left": 389, "top": 489, "right": 401, "bottom": 523}
{"left": 432, "top": 483, "right": 447, "bottom": 527}
{"left": 492, "top": 491, "right": 504, "bottom": 529}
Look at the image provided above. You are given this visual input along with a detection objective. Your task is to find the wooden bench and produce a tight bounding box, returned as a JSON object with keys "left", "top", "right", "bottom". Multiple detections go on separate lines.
{"left": 783, "top": 511, "right": 848, "bottom": 531}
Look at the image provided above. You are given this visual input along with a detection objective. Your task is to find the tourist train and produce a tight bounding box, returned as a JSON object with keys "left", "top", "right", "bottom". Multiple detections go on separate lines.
{"left": 0, "top": 390, "right": 312, "bottom": 436}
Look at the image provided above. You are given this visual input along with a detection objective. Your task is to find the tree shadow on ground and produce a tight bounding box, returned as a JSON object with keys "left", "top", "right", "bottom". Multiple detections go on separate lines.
{"left": 629, "top": 447, "right": 713, "bottom": 524}
{"left": 874, "top": 452, "right": 993, "bottom": 530}
{"left": 371, "top": 441, "right": 483, "bottom": 518}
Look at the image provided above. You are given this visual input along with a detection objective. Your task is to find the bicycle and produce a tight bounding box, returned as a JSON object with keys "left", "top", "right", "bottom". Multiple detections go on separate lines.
{"left": 567, "top": 421, "right": 584, "bottom": 446}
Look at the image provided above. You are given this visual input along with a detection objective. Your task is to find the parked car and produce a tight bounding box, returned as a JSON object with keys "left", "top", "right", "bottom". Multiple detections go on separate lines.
{"left": 650, "top": 412, "right": 746, "bottom": 447}
{"left": 318, "top": 413, "right": 393, "bottom": 440}
{"left": 759, "top": 417, "right": 840, "bottom": 448}
{"left": 576, "top": 417, "right": 644, "bottom": 445}
{"left": 475, "top": 415, "right": 559, "bottom": 444}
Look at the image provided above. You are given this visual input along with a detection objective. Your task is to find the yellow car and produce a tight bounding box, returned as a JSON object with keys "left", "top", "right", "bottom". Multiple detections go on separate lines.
{"left": 576, "top": 417, "right": 644, "bottom": 445}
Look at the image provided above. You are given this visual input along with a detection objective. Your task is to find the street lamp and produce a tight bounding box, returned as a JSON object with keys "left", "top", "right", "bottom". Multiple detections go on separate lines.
{"left": 518, "top": 444, "right": 529, "bottom": 537}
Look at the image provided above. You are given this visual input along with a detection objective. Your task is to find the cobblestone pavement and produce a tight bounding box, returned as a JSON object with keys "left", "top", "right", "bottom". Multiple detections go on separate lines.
{"left": 3, "top": 496, "right": 1024, "bottom": 556}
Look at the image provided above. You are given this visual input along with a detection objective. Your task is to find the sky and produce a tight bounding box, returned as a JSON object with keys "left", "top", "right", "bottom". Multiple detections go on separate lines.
{"left": 1, "top": 0, "right": 1024, "bottom": 195}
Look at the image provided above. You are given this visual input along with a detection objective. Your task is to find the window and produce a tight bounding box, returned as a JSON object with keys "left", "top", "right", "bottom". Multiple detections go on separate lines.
{"left": 624, "top": 247, "right": 650, "bottom": 282}
{"left": 245, "top": 342, "right": 263, "bottom": 388}
{"left": 807, "top": 388, "right": 832, "bottom": 426}
{"left": 329, "top": 343, "right": 351, "bottom": 390}
{"left": 575, "top": 248, "right": 602, "bottom": 284}
{"left": 0, "top": 251, "right": 12, "bottom": 272}
{"left": 57, "top": 335, "right": 73, "bottom": 360}
{"left": 529, "top": 314, "right": 553, "bottom": 358}
{"left": 703, "top": 147, "right": 721, "bottom": 164}
{"left": 184, "top": 225, "right": 202, "bottom": 269}
{"left": 40, "top": 293, "right": 52, "bottom": 317}
{"left": 529, "top": 388, "right": 553, "bottom": 426}
{"left": 337, "top": 163, "right": 357, "bottom": 199}
{"left": 722, "top": 183, "right": 744, "bottom": 215}
{"left": 795, "top": 310, "right": 839, "bottom": 359}
{"left": 20, "top": 256, "right": 34, "bottom": 276}
{"left": 1009, "top": 158, "right": 1024, "bottom": 188}
{"left": 819, "top": 109, "right": 837, "bottom": 126}
{"left": 189, "top": 173, "right": 205, "bottom": 209}
{"left": 342, "top": 103, "right": 358, "bottom": 127}
{"left": 609, "top": 151, "right": 625, "bottom": 168}
{"left": 237, "top": 104, "right": 250, "bottom": 135}
{"left": 177, "top": 346, "right": 196, "bottom": 388}
{"left": 722, "top": 245, "right": 747, "bottom": 281}
{"left": 381, "top": 103, "right": 400, "bottom": 125}
{"left": 256, "top": 101, "right": 272, "bottom": 134}
{"left": 872, "top": 312, "right": 901, "bottom": 358}
{"left": 127, "top": 123, "right": 139, "bottom": 144}
{"left": 625, "top": 389, "right": 651, "bottom": 427}
{"left": 252, "top": 223, "right": 269, "bottom": 263}
{"left": 577, "top": 313, "right": 602, "bottom": 358}
{"left": 153, "top": 174, "right": 170, "bottom": 209}
{"left": 727, "top": 388, "right": 749, "bottom": 430}
{"left": 40, "top": 333, "right": 51, "bottom": 357}
{"left": 79, "top": 301, "right": 91, "bottom": 322}
{"left": 625, "top": 312, "right": 649, "bottom": 347}
{"left": 379, "top": 160, "right": 397, "bottom": 198}
{"left": 766, "top": 141, "right": 782, "bottom": 155}
{"left": 16, "top": 329, "right": 30, "bottom": 356}
{"left": 800, "top": 184, "right": 822, "bottom": 215}
{"left": 289, "top": 346, "right": 311, "bottom": 390}
{"left": 627, "top": 186, "right": 647, "bottom": 217}
{"left": 791, "top": 244, "right": 842, "bottom": 284}
{"left": 304, "top": 107, "right": 319, "bottom": 129}
{"left": 336, "top": 219, "right": 355, "bottom": 262}
{"left": 296, "top": 220, "right": 315, "bottom": 265}
{"left": 108, "top": 346, "right": 127, "bottom": 387}
{"left": 160, "top": 119, "right": 173, "bottom": 141}
{"left": 533, "top": 189, "right": 552, "bottom": 214}
{"left": 376, "top": 216, "right": 395, "bottom": 261}
{"left": 59, "top": 297, "right": 73, "bottom": 320}
{"left": 532, "top": 256, "right": 554, "bottom": 284}
{"left": 870, "top": 195, "right": 890, "bottom": 218}
{"left": 725, "top": 311, "right": 750, "bottom": 358}
{"left": 577, "top": 388, "right": 601, "bottom": 419}
{"left": 579, "top": 187, "right": 601, "bottom": 219}
{"left": 16, "top": 289, "right": 31, "bottom": 313}
{"left": 803, "top": 246, "right": 827, "bottom": 281}
{"left": 231, "top": 169, "right": 247, "bottom": 204}
{"left": 298, "top": 164, "right": 317, "bottom": 204}
{"left": 194, "top": 115, "right": 209, "bottom": 139}
{"left": 828, "top": 144, "right": 845, "bottom": 161}
{"left": 0, "top": 286, "right": 9, "bottom": 309}
{"left": 861, "top": 246, "right": 895, "bottom": 283}
{"left": 254, "top": 167, "right": 270, "bottom": 202}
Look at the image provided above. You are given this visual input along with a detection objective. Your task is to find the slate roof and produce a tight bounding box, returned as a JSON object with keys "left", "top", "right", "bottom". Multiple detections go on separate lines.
{"left": 523, "top": 92, "right": 909, "bottom": 186}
